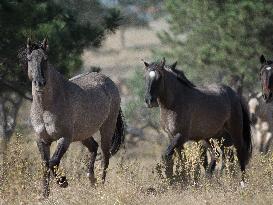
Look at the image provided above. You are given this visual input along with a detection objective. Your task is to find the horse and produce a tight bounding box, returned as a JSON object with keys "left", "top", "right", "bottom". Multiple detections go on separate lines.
{"left": 143, "top": 58, "right": 252, "bottom": 185}
{"left": 248, "top": 93, "right": 273, "bottom": 153}
{"left": 257, "top": 54, "right": 273, "bottom": 152}
{"left": 26, "top": 38, "right": 125, "bottom": 197}
{"left": 166, "top": 63, "right": 240, "bottom": 176}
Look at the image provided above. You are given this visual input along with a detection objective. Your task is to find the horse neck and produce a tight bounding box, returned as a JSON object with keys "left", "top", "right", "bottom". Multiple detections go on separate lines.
{"left": 32, "top": 64, "right": 68, "bottom": 108}
{"left": 158, "top": 72, "right": 194, "bottom": 109}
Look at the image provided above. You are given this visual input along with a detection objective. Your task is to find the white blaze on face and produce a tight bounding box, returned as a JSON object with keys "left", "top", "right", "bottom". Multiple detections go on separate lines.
{"left": 266, "top": 67, "right": 272, "bottom": 71}
{"left": 149, "top": 71, "right": 156, "bottom": 79}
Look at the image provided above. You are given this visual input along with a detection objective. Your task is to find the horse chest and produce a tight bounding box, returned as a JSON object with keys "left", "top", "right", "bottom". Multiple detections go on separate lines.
{"left": 32, "top": 110, "right": 60, "bottom": 138}
{"left": 160, "top": 110, "right": 178, "bottom": 135}
{"left": 43, "top": 111, "right": 59, "bottom": 136}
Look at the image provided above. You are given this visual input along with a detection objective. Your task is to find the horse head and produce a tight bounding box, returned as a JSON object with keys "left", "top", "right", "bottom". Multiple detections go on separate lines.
{"left": 142, "top": 58, "right": 166, "bottom": 108}
{"left": 27, "top": 38, "right": 49, "bottom": 93}
{"left": 259, "top": 54, "right": 273, "bottom": 103}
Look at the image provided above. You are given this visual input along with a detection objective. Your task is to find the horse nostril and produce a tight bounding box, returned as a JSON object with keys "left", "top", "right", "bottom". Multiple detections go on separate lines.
{"left": 145, "top": 98, "right": 148, "bottom": 104}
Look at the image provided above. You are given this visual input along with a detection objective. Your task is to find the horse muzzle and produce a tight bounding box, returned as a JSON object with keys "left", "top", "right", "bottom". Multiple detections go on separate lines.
{"left": 33, "top": 80, "right": 46, "bottom": 93}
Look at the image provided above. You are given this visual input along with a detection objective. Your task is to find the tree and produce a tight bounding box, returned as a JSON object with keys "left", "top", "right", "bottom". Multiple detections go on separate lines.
{"left": 0, "top": 0, "right": 121, "bottom": 155}
{"left": 158, "top": 1, "right": 273, "bottom": 91}
{"left": 102, "top": 0, "right": 163, "bottom": 47}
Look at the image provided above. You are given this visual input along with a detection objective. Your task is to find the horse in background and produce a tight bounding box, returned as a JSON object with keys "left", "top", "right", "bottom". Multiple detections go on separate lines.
{"left": 228, "top": 73, "right": 273, "bottom": 153}
{"left": 26, "top": 38, "right": 125, "bottom": 197}
{"left": 143, "top": 58, "right": 252, "bottom": 185}
{"left": 249, "top": 92, "right": 273, "bottom": 153}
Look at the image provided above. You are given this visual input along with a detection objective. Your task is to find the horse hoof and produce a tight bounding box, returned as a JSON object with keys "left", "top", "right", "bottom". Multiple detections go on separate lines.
{"left": 87, "top": 173, "right": 97, "bottom": 185}
{"left": 58, "top": 180, "right": 68, "bottom": 188}
{"left": 89, "top": 177, "right": 97, "bottom": 185}
{"left": 57, "top": 176, "right": 68, "bottom": 188}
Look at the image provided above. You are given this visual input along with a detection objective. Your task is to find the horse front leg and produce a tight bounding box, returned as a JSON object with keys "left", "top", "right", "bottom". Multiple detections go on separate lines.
{"left": 49, "top": 137, "right": 70, "bottom": 188}
{"left": 164, "top": 133, "right": 184, "bottom": 179}
{"left": 37, "top": 138, "right": 51, "bottom": 198}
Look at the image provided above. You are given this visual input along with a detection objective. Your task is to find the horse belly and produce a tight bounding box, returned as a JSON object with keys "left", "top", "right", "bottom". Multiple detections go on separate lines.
{"left": 190, "top": 116, "right": 226, "bottom": 139}
{"left": 71, "top": 107, "right": 109, "bottom": 141}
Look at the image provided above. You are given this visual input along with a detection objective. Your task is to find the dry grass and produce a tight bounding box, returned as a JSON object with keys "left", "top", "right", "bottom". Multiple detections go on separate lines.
{"left": 1, "top": 131, "right": 273, "bottom": 205}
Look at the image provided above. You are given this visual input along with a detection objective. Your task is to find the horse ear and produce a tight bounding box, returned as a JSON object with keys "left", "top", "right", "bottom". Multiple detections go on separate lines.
{"left": 260, "top": 54, "right": 266, "bottom": 64}
{"left": 142, "top": 59, "right": 150, "bottom": 68}
{"left": 144, "top": 61, "right": 149, "bottom": 67}
{"left": 160, "top": 57, "right": 166, "bottom": 68}
{"left": 27, "top": 38, "right": 31, "bottom": 54}
{"left": 169, "top": 61, "right": 177, "bottom": 70}
{"left": 42, "top": 38, "right": 49, "bottom": 51}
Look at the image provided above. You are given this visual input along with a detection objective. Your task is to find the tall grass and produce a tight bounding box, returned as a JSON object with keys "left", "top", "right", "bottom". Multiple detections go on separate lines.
{"left": 2, "top": 132, "right": 273, "bottom": 204}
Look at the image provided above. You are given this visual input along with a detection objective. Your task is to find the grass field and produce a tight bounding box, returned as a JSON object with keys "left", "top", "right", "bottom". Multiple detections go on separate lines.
{"left": 2, "top": 132, "right": 273, "bottom": 205}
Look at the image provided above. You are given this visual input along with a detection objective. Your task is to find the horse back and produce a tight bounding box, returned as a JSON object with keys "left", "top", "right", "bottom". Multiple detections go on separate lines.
{"left": 37, "top": 72, "right": 117, "bottom": 142}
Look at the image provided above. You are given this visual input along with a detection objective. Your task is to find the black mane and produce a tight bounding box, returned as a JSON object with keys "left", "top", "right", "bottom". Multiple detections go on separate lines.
{"left": 148, "top": 61, "right": 195, "bottom": 88}
{"left": 266, "top": 60, "right": 273, "bottom": 65}
{"left": 166, "top": 66, "right": 195, "bottom": 88}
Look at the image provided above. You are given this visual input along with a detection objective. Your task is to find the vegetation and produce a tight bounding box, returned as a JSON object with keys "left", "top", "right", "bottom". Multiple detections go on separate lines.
{"left": 158, "top": 1, "right": 273, "bottom": 91}
{"left": 2, "top": 132, "right": 273, "bottom": 204}
{"left": 0, "top": 0, "right": 121, "bottom": 142}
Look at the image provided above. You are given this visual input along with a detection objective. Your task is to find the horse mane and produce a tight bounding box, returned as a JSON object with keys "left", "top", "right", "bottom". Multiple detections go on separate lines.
{"left": 266, "top": 60, "right": 273, "bottom": 65}
{"left": 148, "top": 61, "right": 195, "bottom": 88}
{"left": 167, "top": 67, "right": 196, "bottom": 88}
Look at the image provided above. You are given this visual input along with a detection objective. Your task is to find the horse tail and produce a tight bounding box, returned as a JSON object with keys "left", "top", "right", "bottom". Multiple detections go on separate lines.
{"left": 110, "top": 108, "right": 126, "bottom": 156}
{"left": 240, "top": 98, "right": 252, "bottom": 165}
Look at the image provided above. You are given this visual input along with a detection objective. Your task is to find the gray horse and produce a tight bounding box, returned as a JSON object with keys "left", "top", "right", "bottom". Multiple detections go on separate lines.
{"left": 143, "top": 58, "right": 252, "bottom": 185}
{"left": 26, "top": 38, "right": 125, "bottom": 197}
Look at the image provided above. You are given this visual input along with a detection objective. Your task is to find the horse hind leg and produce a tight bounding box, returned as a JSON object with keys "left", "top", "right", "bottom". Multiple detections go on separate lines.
{"left": 219, "top": 135, "right": 235, "bottom": 173}
{"left": 226, "top": 120, "right": 248, "bottom": 184}
{"left": 82, "top": 137, "right": 98, "bottom": 185}
{"left": 200, "top": 140, "right": 216, "bottom": 177}
{"left": 99, "top": 111, "right": 118, "bottom": 183}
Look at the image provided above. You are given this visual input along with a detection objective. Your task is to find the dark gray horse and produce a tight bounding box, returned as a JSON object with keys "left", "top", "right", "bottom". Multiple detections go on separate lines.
{"left": 143, "top": 58, "right": 252, "bottom": 185}
{"left": 26, "top": 38, "right": 125, "bottom": 197}
{"left": 165, "top": 62, "right": 238, "bottom": 176}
